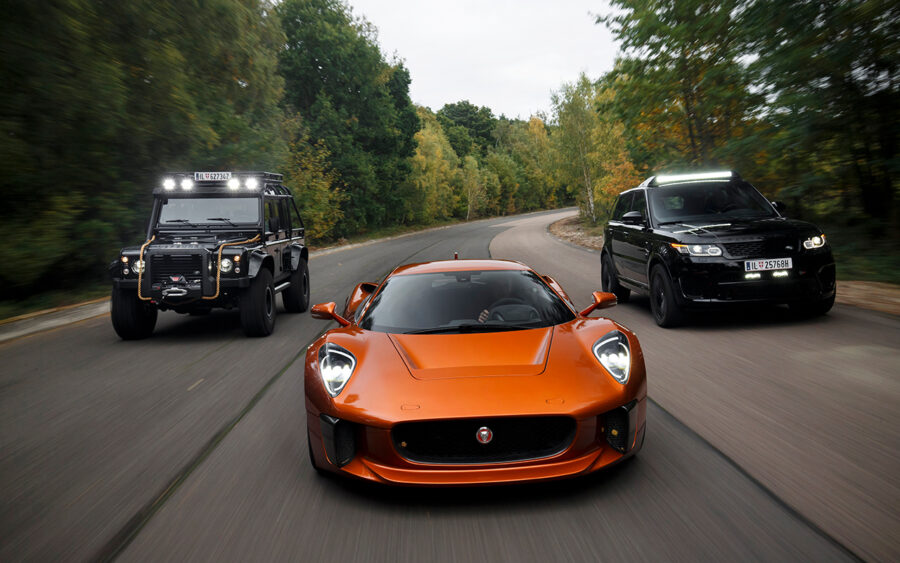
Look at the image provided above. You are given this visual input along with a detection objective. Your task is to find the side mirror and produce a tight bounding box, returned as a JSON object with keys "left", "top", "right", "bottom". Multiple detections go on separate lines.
{"left": 771, "top": 201, "right": 786, "bottom": 213}
{"left": 579, "top": 291, "right": 618, "bottom": 317}
{"left": 310, "top": 302, "right": 351, "bottom": 327}
{"left": 342, "top": 282, "right": 378, "bottom": 318}
{"left": 622, "top": 211, "right": 645, "bottom": 225}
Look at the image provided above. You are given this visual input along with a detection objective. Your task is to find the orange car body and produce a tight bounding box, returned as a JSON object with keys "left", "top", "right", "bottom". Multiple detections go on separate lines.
{"left": 305, "top": 259, "right": 647, "bottom": 485}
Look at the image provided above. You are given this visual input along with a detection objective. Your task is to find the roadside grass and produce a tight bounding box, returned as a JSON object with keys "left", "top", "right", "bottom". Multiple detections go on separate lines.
{"left": 0, "top": 284, "right": 110, "bottom": 323}
{"left": 824, "top": 225, "right": 900, "bottom": 284}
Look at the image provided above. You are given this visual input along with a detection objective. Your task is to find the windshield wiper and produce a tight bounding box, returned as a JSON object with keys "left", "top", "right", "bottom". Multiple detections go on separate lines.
{"left": 206, "top": 217, "right": 237, "bottom": 226}
{"left": 163, "top": 219, "right": 193, "bottom": 224}
{"left": 405, "top": 323, "right": 541, "bottom": 335}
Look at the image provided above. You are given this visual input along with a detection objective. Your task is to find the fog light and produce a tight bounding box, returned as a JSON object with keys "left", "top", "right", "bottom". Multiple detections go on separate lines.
{"left": 773, "top": 270, "right": 789, "bottom": 278}
{"left": 745, "top": 273, "right": 761, "bottom": 280}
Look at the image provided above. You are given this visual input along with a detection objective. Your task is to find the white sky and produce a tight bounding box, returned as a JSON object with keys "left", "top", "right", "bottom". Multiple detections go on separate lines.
{"left": 346, "top": 0, "right": 620, "bottom": 120}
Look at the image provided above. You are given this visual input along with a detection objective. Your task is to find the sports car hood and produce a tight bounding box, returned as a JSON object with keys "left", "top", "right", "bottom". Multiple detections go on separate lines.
{"left": 388, "top": 328, "right": 553, "bottom": 380}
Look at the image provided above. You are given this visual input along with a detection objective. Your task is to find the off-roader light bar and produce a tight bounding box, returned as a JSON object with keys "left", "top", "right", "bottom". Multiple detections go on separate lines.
{"left": 157, "top": 172, "right": 287, "bottom": 195}
{"left": 648, "top": 171, "right": 738, "bottom": 187}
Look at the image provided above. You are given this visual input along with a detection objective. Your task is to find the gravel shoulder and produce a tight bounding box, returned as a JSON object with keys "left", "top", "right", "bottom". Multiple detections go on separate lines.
{"left": 549, "top": 213, "right": 900, "bottom": 317}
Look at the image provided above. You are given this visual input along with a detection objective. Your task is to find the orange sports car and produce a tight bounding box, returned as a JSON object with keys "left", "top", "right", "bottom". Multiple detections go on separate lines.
{"left": 305, "top": 259, "right": 646, "bottom": 485}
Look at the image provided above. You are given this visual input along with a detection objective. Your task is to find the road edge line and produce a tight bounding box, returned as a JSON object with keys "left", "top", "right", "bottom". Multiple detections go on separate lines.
{"left": 647, "top": 396, "right": 863, "bottom": 562}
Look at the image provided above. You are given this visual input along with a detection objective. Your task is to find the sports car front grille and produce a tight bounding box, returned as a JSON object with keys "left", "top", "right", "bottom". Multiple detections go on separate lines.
{"left": 150, "top": 254, "right": 204, "bottom": 284}
{"left": 392, "top": 416, "right": 576, "bottom": 464}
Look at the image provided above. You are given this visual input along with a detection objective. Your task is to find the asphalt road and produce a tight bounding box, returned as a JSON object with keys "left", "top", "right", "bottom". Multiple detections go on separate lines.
{"left": 0, "top": 209, "right": 896, "bottom": 561}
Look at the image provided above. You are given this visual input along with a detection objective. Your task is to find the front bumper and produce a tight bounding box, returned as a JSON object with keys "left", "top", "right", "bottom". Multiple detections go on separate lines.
{"left": 307, "top": 397, "right": 647, "bottom": 486}
{"left": 670, "top": 250, "right": 835, "bottom": 306}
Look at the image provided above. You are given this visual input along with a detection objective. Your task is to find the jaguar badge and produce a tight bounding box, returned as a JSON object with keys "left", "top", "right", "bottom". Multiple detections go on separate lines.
{"left": 476, "top": 426, "right": 493, "bottom": 444}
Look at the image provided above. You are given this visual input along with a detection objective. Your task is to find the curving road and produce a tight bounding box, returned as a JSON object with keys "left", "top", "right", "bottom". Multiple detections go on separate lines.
{"left": 1, "top": 209, "right": 897, "bottom": 561}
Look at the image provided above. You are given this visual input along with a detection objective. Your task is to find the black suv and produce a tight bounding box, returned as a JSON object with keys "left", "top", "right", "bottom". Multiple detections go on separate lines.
{"left": 602, "top": 171, "right": 836, "bottom": 327}
{"left": 110, "top": 171, "right": 310, "bottom": 339}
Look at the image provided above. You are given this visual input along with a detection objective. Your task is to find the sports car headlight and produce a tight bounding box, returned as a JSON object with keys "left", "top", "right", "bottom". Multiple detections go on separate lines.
{"left": 592, "top": 330, "right": 631, "bottom": 384}
{"left": 132, "top": 259, "right": 145, "bottom": 274}
{"left": 671, "top": 243, "right": 722, "bottom": 257}
{"left": 318, "top": 343, "right": 356, "bottom": 397}
{"left": 803, "top": 234, "right": 826, "bottom": 249}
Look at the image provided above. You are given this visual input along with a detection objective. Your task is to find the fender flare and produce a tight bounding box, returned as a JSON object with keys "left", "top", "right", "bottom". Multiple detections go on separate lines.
{"left": 248, "top": 251, "right": 274, "bottom": 278}
{"left": 289, "top": 244, "right": 308, "bottom": 270}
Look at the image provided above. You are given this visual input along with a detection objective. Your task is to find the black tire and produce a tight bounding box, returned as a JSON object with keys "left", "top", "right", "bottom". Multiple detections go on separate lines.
{"left": 650, "top": 265, "right": 685, "bottom": 328}
{"left": 601, "top": 253, "right": 630, "bottom": 303}
{"left": 308, "top": 433, "right": 326, "bottom": 475}
{"left": 240, "top": 268, "right": 276, "bottom": 337}
{"left": 283, "top": 259, "right": 310, "bottom": 313}
{"left": 111, "top": 287, "right": 157, "bottom": 340}
{"left": 789, "top": 294, "right": 835, "bottom": 317}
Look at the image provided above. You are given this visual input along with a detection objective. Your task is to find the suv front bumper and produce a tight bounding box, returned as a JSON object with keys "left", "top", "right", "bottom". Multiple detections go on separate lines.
{"left": 670, "top": 250, "right": 835, "bottom": 306}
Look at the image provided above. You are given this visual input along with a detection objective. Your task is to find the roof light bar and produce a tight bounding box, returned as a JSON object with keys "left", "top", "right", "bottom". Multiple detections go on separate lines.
{"left": 656, "top": 171, "right": 733, "bottom": 184}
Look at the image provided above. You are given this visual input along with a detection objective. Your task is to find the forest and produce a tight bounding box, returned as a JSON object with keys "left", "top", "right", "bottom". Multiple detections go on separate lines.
{"left": 1, "top": 0, "right": 897, "bottom": 306}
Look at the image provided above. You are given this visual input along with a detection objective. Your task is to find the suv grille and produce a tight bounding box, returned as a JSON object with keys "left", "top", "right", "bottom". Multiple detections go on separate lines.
{"left": 150, "top": 254, "right": 204, "bottom": 284}
{"left": 724, "top": 237, "right": 793, "bottom": 258}
{"left": 723, "top": 241, "right": 766, "bottom": 258}
{"left": 392, "top": 416, "right": 576, "bottom": 464}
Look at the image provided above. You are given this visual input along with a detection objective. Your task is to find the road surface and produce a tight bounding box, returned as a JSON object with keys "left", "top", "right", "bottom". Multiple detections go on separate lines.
{"left": 1, "top": 209, "right": 896, "bottom": 561}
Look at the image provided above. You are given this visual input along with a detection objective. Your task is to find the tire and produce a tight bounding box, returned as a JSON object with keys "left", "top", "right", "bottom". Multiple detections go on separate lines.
{"left": 601, "top": 253, "right": 630, "bottom": 303}
{"left": 308, "top": 433, "right": 326, "bottom": 475}
{"left": 111, "top": 287, "right": 157, "bottom": 340}
{"left": 283, "top": 259, "right": 310, "bottom": 313}
{"left": 649, "top": 265, "right": 685, "bottom": 328}
{"left": 240, "top": 268, "right": 276, "bottom": 337}
{"left": 789, "top": 294, "right": 835, "bottom": 317}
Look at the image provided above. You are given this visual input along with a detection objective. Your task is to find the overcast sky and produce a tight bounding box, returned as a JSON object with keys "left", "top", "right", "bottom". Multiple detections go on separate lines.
{"left": 346, "top": 0, "right": 620, "bottom": 120}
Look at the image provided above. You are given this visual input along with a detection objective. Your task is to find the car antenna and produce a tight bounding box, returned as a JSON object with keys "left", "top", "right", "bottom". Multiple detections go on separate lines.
{"left": 454, "top": 252, "right": 459, "bottom": 260}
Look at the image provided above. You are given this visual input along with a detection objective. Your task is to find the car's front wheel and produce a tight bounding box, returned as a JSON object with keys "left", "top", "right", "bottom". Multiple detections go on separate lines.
{"left": 601, "top": 253, "right": 630, "bottom": 302}
{"left": 283, "top": 259, "right": 310, "bottom": 313}
{"left": 111, "top": 287, "right": 158, "bottom": 340}
{"left": 650, "top": 265, "right": 685, "bottom": 328}
{"left": 789, "top": 294, "right": 835, "bottom": 318}
{"left": 307, "top": 433, "right": 326, "bottom": 475}
{"left": 240, "top": 268, "right": 276, "bottom": 337}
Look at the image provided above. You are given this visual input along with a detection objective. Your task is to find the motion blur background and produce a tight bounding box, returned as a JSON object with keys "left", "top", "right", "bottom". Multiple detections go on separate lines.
{"left": 1, "top": 0, "right": 897, "bottom": 315}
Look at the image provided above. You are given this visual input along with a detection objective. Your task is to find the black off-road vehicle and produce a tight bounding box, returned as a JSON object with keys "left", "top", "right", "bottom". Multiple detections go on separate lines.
{"left": 110, "top": 171, "right": 310, "bottom": 339}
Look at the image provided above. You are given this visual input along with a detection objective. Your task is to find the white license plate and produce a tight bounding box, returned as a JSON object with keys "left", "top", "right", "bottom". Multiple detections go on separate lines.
{"left": 194, "top": 171, "right": 231, "bottom": 181}
{"left": 744, "top": 258, "right": 793, "bottom": 271}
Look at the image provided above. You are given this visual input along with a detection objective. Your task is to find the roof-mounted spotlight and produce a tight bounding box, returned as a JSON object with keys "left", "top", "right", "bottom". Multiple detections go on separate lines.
{"left": 163, "top": 178, "right": 176, "bottom": 191}
{"left": 245, "top": 177, "right": 259, "bottom": 190}
{"left": 227, "top": 178, "right": 240, "bottom": 190}
{"left": 181, "top": 178, "right": 194, "bottom": 190}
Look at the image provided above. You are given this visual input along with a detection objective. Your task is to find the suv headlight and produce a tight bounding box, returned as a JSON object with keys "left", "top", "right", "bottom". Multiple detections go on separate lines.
{"left": 219, "top": 258, "right": 233, "bottom": 273}
{"left": 803, "top": 234, "right": 826, "bottom": 249}
{"left": 318, "top": 342, "right": 356, "bottom": 397}
{"left": 592, "top": 330, "right": 631, "bottom": 384}
{"left": 132, "top": 259, "right": 145, "bottom": 274}
{"left": 671, "top": 243, "right": 722, "bottom": 257}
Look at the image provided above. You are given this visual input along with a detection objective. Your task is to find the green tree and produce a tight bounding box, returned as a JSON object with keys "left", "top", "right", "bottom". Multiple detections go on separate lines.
{"left": 599, "top": 0, "right": 762, "bottom": 170}
{"left": 438, "top": 101, "right": 496, "bottom": 155}
{"left": 741, "top": 0, "right": 899, "bottom": 227}
{"left": 277, "top": 0, "right": 419, "bottom": 234}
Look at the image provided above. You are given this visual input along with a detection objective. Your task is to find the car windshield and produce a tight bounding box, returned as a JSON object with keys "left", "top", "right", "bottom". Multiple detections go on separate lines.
{"left": 358, "top": 269, "right": 575, "bottom": 334}
{"left": 649, "top": 181, "right": 777, "bottom": 225}
{"left": 158, "top": 197, "right": 259, "bottom": 225}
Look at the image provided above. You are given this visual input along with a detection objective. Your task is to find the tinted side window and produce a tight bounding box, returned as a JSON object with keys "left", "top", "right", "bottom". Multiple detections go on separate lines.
{"left": 611, "top": 193, "right": 633, "bottom": 221}
{"left": 265, "top": 201, "right": 279, "bottom": 233}
{"left": 631, "top": 190, "right": 647, "bottom": 218}
{"left": 278, "top": 200, "right": 291, "bottom": 233}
